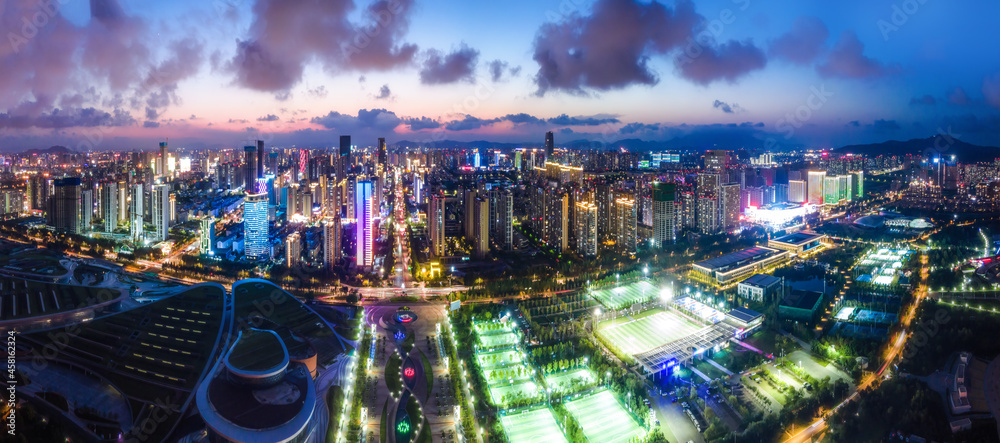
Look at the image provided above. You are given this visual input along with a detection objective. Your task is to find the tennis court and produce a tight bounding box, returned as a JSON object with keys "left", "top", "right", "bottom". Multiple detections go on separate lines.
{"left": 478, "top": 330, "right": 519, "bottom": 348}
{"left": 488, "top": 379, "right": 541, "bottom": 407}
{"left": 500, "top": 407, "right": 568, "bottom": 443}
{"left": 597, "top": 309, "right": 704, "bottom": 355}
{"left": 591, "top": 280, "right": 657, "bottom": 309}
{"left": 564, "top": 389, "right": 645, "bottom": 443}
{"left": 476, "top": 349, "right": 523, "bottom": 369}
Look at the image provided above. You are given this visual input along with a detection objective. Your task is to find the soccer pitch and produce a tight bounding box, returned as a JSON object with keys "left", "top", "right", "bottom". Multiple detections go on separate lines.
{"left": 501, "top": 407, "right": 568, "bottom": 443}
{"left": 597, "top": 308, "right": 704, "bottom": 355}
{"left": 565, "top": 389, "right": 645, "bottom": 443}
{"left": 488, "top": 379, "right": 541, "bottom": 406}
{"left": 591, "top": 280, "right": 657, "bottom": 309}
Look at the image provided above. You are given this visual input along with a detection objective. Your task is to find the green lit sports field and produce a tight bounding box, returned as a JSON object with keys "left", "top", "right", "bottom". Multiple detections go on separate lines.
{"left": 591, "top": 280, "right": 657, "bottom": 309}
{"left": 565, "top": 389, "right": 645, "bottom": 443}
{"left": 597, "top": 308, "right": 704, "bottom": 355}
{"left": 500, "top": 407, "right": 568, "bottom": 443}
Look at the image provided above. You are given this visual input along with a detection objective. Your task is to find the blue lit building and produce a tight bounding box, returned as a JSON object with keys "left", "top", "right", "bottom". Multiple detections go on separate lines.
{"left": 355, "top": 180, "right": 373, "bottom": 268}
{"left": 244, "top": 191, "right": 270, "bottom": 260}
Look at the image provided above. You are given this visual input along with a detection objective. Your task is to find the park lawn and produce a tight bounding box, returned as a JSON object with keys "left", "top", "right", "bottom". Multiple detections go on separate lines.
{"left": 500, "top": 407, "right": 568, "bottom": 443}
{"left": 488, "top": 379, "right": 541, "bottom": 406}
{"left": 755, "top": 378, "right": 789, "bottom": 405}
{"left": 476, "top": 349, "right": 523, "bottom": 369}
{"left": 565, "top": 389, "right": 645, "bottom": 443}
{"left": 544, "top": 368, "right": 594, "bottom": 394}
{"left": 693, "top": 360, "right": 728, "bottom": 381}
{"left": 477, "top": 331, "right": 518, "bottom": 349}
{"left": 742, "top": 329, "right": 782, "bottom": 356}
{"left": 597, "top": 309, "right": 704, "bottom": 355}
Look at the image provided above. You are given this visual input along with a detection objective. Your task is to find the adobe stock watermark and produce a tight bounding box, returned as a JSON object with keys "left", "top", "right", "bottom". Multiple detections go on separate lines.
{"left": 877, "top": 0, "right": 931, "bottom": 41}
{"left": 764, "top": 84, "right": 834, "bottom": 150}
{"left": 676, "top": 0, "right": 752, "bottom": 68}
{"left": 7, "top": 0, "right": 72, "bottom": 54}
{"left": 898, "top": 307, "right": 949, "bottom": 365}
{"left": 921, "top": 126, "right": 961, "bottom": 160}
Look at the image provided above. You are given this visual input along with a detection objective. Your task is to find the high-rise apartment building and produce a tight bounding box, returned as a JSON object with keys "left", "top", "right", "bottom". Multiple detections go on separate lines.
{"left": 80, "top": 189, "right": 93, "bottom": 233}
{"left": 614, "top": 197, "right": 637, "bottom": 252}
{"left": 286, "top": 231, "right": 302, "bottom": 268}
{"left": 807, "top": 171, "right": 826, "bottom": 205}
{"left": 324, "top": 217, "right": 340, "bottom": 270}
{"left": 652, "top": 182, "right": 677, "bottom": 247}
{"left": 574, "top": 201, "right": 598, "bottom": 257}
{"left": 49, "top": 177, "right": 81, "bottom": 234}
{"left": 101, "top": 182, "right": 118, "bottom": 232}
{"left": 151, "top": 184, "right": 170, "bottom": 242}
{"left": 200, "top": 217, "right": 216, "bottom": 255}
{"left": 428, "top": 192, "right": 445, "bottom": 257}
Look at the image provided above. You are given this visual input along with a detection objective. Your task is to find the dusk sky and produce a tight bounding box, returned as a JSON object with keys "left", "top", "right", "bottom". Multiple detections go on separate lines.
{"left": 2, "top": 0, "right": 999, "bottom": 151}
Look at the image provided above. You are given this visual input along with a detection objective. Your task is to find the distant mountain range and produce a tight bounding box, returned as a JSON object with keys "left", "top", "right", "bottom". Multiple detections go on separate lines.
{"left": 22, "top": 145, "right": 76, "bottom": 155}
{"left": 833, "top": 136, "right": 1000, "bottom": 163}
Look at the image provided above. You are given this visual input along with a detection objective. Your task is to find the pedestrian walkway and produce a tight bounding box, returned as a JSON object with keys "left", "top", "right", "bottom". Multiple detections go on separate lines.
{"left": 689, "top": 366, "right": 711, "bottom": 382}
{"left": 707, "top": 359, "right": 734, "bottom": 376}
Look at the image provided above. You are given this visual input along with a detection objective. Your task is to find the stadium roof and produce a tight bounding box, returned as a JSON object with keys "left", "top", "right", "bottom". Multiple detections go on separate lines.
{"left": 693, "top": 247, "right": 780, "bottom": 272}
{"left": 771, "top": 231, "right": 824, "bottom": 246}
{"left": 740, "top": 274, "right": 782, "bottom": 288}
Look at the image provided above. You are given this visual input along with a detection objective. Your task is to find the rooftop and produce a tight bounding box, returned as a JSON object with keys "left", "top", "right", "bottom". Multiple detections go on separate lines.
{"left": 693, "top": 247, "right": 781, "bottom": 272}
{"left": 727, "top": 307, "right": 763, "bottom": 323}
{"left": 740, "top": 274, "right": 782, "bottom": 288}
{"left": 771, "top": 231, "right": 824, "bottom": 245}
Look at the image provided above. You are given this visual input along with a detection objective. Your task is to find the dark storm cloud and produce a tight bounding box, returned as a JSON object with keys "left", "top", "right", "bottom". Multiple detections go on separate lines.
{"left": 712, "top": 100, "right": 743, "bottom": 114}
{"left": 531, "top": 0, "right": 765, "bottom": 94}
{"left": 227, "top": 0, "right": 418, "bottom": 92}
{"left": 817, "top": 31, "right": 900, "bottom": 79}
{"left": 419, "top": 44, "right": 480, "bottom": 85}
{"left": 909, "top": 95, "right": 936, "bottom": 106}
{"left": 872, "top": 119, "right": 901, "bottom": 133}
{"left": 768, "top": 16, "right": 828, "bottom": 65}
{"left": 547, "top": 114, "right": 620, "bottom": 126}
{"left": 143, "top": 121, "right": 160, "bottom": 128}
{"left": 258, "top": 114, "right": 280, "bottom": 121}
{"left": 503, "top": 113, "right": 545, "bottom": 124}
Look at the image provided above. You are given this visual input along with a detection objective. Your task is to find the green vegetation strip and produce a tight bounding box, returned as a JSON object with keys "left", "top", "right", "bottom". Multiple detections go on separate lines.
{"left": 418, "top": 348, "right": 433, "bottom": 394}
{"left": 386, "top": 352, "right": 402, "bottom": 395}
{"left": 325, "top": 386, "right": 345, "bottom": 443}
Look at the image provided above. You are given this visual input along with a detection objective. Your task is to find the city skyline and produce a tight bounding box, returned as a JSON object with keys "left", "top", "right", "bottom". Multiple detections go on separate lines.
{"left": 2, "top": 0, "right": 1000, "bottom": 150}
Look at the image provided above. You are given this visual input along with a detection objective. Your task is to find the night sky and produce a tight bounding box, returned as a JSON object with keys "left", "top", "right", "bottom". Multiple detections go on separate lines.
{"left": 1, "top": 0, "right": 998, "bottom": 150}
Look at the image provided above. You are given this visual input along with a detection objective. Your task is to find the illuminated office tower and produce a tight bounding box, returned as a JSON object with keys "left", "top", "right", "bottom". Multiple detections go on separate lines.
{"left": 256, "top": 139, "right": 265, "bottom": 179}
{"left": 244, "top": 191, "right": 270, "bottom": 260}
{"left": 652, "top": 182, "right": 676, "bottom": 247}
{"left": 200, "top": 217, "right": 216, "bottom": 255}
{"left": 807, "top": 170, "right": 826, "bottom": 205}
{"left": 823, "top": 176, "right": 839, "bottom": 205}
{"left": 324, "top": 217, "right": 341, "bottom": 270}
{"left": 428, "top": 192, "right": 445, "bottom": 257}
{"left": 286, "top": 231, "right": 302, "bottom": 268}
{"left": 851, "top": 171, "right": 864, "bottom": 199}
{"left": 151, "top": 184, "right": 170, "bottom": 242}
{"left": 839, "top": 175, "right": 851, "bottom": 202}
{"left": 545, "top": 131, "right": 554, "bottom": 158}
{"left": 131, "top": 184, "right": 144, "bottom": 241}
{"left": 355, "top": 180, "right": 373, "bottom": 268}
{"left": 614, "top": 197, "right": 637, "bottom": 252}
{"left": 80, "top": 189, "right": 93, "bottom": 233}
{"left": 575, "top": 201, "right": 598, "bottom": 257}
{"left": 338, "top": 135, "right": 351, "bottom": 181}
{"left": 377, "top": 137, "right": 387, "bottom": 167}
{"left": 788, "top": 180, "right": 806, "bottom": 203}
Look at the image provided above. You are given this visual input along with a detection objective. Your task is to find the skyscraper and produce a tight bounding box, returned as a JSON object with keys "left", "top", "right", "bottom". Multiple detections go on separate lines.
{"left": 788, "top": 180, "right": 806, "bottom": 203}
{"left": 48, "top": 178, "right": 81, "bottom": 234}
{"left": 377, "top": 137, "right": 387, "bottom": 167}
{"left": 101, "top": 182, "right": 118, "bottom": 232}
{"left": 324, "top": 217, "right": 341, "bottom": 270}
{"left": 489, "top": 188, "right": 513, "bottom": 251}
{"left": 472, "top": 196, "right": 489, "bottom": 259}
{"left": 151, "top": 184, "right": 170, "bottom": 242}
{"left": 256, "top": 139, "right": 265, "bottom": 179}
{"left": 243, "top": 145, "right": 257, "bottom": 190}
{"left": 286, "top": 231, "right": 302, "bottom": 268}
{"left": 704, "top": 150, "right": 730, "bottom": 171}
{"left": 807, "top": 170, "right": 826, "bottom": 205}
{"left": 429, "top": 192, "right": 445, "bottom": 257}
{"left": 721, "top": 183, "right": 741, "bottom": 231}
{"left": 338, "top": 135, "right": 351, "bottom": 181}
{"left": 545, "top": 131, "right": 554, "bottom": 158}
{"left": 244, "top": 192, "right": 270, "bottom": 260}
{"left": 200, "top": 217, "right": 216, "bottom": 255}
{"left": 652, "top": 182, "right": 676, "bottom": 247}
{"left": 131, "top": 184, "right": 144, "bottom": 241}
{"left": 574, "top": 201, "right": 598, "bottom": 257}
{"left": 697, "top": 173, "right": 721, "bottom": 234}
{"left": 27, "top": 174, "right": 49, "bottom": 211}
{"left": 159, "top": 142, "right": 169, "bottom": 177}
{"left": 355, "top": 180, "right": 373, "bottom": 268}
{"left": 614, "top": 197, "right": 637, "bottom": 252}
{"left": 80, "top": 189, "right": 93, "bottom": 233}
